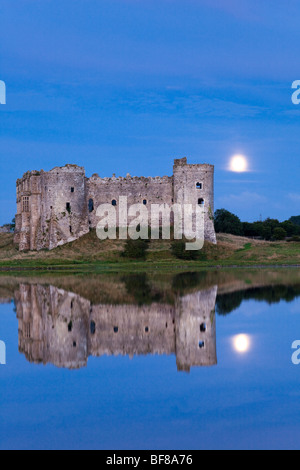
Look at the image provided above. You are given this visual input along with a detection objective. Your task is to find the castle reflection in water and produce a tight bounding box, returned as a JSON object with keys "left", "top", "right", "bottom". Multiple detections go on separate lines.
{"left": 14, "top": 283, "right": 217, "bottom": 372}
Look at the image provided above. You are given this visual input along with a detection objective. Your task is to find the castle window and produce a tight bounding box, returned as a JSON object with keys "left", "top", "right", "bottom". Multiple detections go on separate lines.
{"left": 66, "top": 202, "right": 71, "bottom": 213}
{"left": 200, "top": 323, "right": 207, "bottom": 333}
{"left": 24, "top": 323, "right": 31, "bottom": 339}
{"left": 90, "top": 321, "right": 96, "bottom": 335}
{"left": 70, "top": 226, "right": 72, "bottom": 234}
{"left": 88, "top": 199, "right": 94, "bottom": 213}
{"left": 22, "top": 196, "right": 29, "bottom": 213}
{"left": 68, "top": 321, "right": 73, "bottom": 332}
{"left": 198, "top": 198, "right": 205, "bottom": 206}
{"left": 196, "top": 182, "right": 203, "bottom": 190}
{"left": 112, "top": 199, "right": 117, "bottom": 206}
{"left": 145, "top": 326, "right": 149, "bottom": 333}
{"left": 73, "top": 342, "right": 77, "bottom": 348}
{"left": 143, "top": 200, "right": 147, "bottom": 205}
{"left": 199, "top": 341, "right": 205, "bottom": 349}
{"left": 71, "top": 187, "right": 74, "bottom": 193}
{"left": 114, "top": 326, "right": 119, "bottom": 333}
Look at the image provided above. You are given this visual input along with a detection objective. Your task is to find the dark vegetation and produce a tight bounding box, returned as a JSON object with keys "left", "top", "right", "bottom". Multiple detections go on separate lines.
{"left": 121, "top": 239, "right": 149, "bottom": 259}
{"left": 214, "top": 209, "right": 300, "bottom": 241}
{"left": 216, "top": 284, "right": 300, "bottom": 316}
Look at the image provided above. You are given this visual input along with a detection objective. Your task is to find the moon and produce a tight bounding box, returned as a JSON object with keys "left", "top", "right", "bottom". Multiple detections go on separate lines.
{"left": 232, "top": 334, "right": 251, "bottom": 354}
{"left": 229, "top": 154, "right": 248, "bottom": 173}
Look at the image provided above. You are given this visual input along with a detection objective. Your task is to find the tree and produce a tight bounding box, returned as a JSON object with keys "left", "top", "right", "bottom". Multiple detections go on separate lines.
{"left": 273, "top": 227, "right": 287, "bottom": 241}
{"left": 261, "top": 224, "right": 272, "bottom": 240}
{"left": 289, "top": 216, "right": 300, "bottom": 227}
{"left": 214, "top": 209, "right": 243, "bottom": 236}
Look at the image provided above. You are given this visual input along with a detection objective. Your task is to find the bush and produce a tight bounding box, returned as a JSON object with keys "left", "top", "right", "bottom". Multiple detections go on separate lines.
{"left": 171, "top": 240, "right": 206, "bottom": 261}
{"left": 122, "top": 239, "right": 149, "bottom": 259}
{"left": 287, "top": 235, "right": 300, "bottom": 243}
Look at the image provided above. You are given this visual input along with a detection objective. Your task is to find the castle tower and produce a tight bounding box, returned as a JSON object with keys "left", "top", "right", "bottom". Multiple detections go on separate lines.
{"left": 14, "top": 171, "right": 42, "bottom": 251}
{"left": 14, "top": 165, "right": 90, "bottom": 251}
{"left": 173, "top": 158, "right": 217, "bottom": 244}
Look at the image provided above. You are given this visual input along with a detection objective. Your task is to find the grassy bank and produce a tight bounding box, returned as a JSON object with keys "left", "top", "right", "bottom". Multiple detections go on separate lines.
{"left": 0, "top": 230, "right": 299, "bottom": 271}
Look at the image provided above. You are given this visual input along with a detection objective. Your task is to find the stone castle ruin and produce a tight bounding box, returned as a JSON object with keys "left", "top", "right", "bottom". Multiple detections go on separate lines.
{"left": 14, "top": 158, "right": 217, "bottom": 251}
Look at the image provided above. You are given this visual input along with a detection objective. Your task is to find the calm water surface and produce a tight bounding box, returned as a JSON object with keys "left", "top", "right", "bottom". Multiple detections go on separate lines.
{"left": 0, "top": 269, "right": 300, "bottom": 450}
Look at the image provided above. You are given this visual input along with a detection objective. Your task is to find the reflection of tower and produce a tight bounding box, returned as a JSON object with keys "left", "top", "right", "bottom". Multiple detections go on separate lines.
{"left": 175, "top": 286, "right": 218, "bottom": 372}
{"left": 15, "top": 284, "right": 89, "bottom": 369}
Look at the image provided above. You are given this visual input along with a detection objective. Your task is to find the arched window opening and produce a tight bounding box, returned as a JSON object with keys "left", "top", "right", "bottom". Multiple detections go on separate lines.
{"left": 198, "top": 198, "right": 205, "bottom": 206}
{"left": 88, "top": 199, "right": 94, "bottom": 213}
{"left": 196, "top": 182, "right": 203, "bottom": 190}
{"left": 90, "top": 321, "right": 96, "bottom": 335}
{"left": 112, "top": 199, "right": 117, "bottom": 206}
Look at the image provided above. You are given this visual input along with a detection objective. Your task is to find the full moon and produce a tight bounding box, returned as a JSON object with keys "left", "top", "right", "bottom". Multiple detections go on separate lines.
{"left": 232, "top": 334, "right": 251, "bottom": 354}
{"left": 229, "top": 154, "right": 248, "bottom": 173}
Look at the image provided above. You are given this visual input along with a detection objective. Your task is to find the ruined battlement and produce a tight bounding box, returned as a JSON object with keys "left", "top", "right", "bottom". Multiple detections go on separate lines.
{"left": 88, "top": 174, "right": 172, "bottom": 183}
{"left": 14, "top": 158, "right": 217, "bottom": 251}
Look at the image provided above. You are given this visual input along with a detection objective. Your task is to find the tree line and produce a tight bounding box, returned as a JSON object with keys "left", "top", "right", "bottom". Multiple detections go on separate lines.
{"left": 214, "top": 209, "right": 300, "bottom": 241}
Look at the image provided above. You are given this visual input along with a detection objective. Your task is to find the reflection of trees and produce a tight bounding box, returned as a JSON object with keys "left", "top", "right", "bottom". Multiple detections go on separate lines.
{"left": 172, "top": 272, "right": 208, "bottom": 295}
{"left": 122, "top": 274, "right": 162, "bottom": 306}
{"left": 216, "top": 284, "right": 300, "bottom": 316}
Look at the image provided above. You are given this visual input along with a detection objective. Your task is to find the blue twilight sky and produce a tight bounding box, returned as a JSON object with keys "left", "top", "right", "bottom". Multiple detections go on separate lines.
{"left": 0, "top": 0, "right": 300, "bottom": 225}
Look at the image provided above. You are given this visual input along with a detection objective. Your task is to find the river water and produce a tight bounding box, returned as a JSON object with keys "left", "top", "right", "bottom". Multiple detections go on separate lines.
{"left": 0, "top": 269, "right": 300, "bottom": 450}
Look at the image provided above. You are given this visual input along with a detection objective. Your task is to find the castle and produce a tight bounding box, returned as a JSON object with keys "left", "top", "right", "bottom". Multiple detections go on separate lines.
{"left": 14, "top": 158, "right": 217, "bottom": 251}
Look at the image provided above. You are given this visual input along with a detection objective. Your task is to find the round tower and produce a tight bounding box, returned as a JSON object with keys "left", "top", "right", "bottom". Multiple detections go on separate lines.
{"left": 173, "top": 158, "right": 217, "bottom": 244}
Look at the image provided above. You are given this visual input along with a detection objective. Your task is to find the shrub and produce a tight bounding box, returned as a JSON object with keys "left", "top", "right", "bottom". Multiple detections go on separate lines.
{"left": 122, "top": 239, "right": 149, "bottom": 259}
{"left": 171, "top": 240, "right": 206, "bottom": 261}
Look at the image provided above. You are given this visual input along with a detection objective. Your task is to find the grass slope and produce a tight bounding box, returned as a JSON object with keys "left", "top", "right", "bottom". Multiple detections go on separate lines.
{"left": 0, "top": 230, "right": 299, "bottom": 270}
